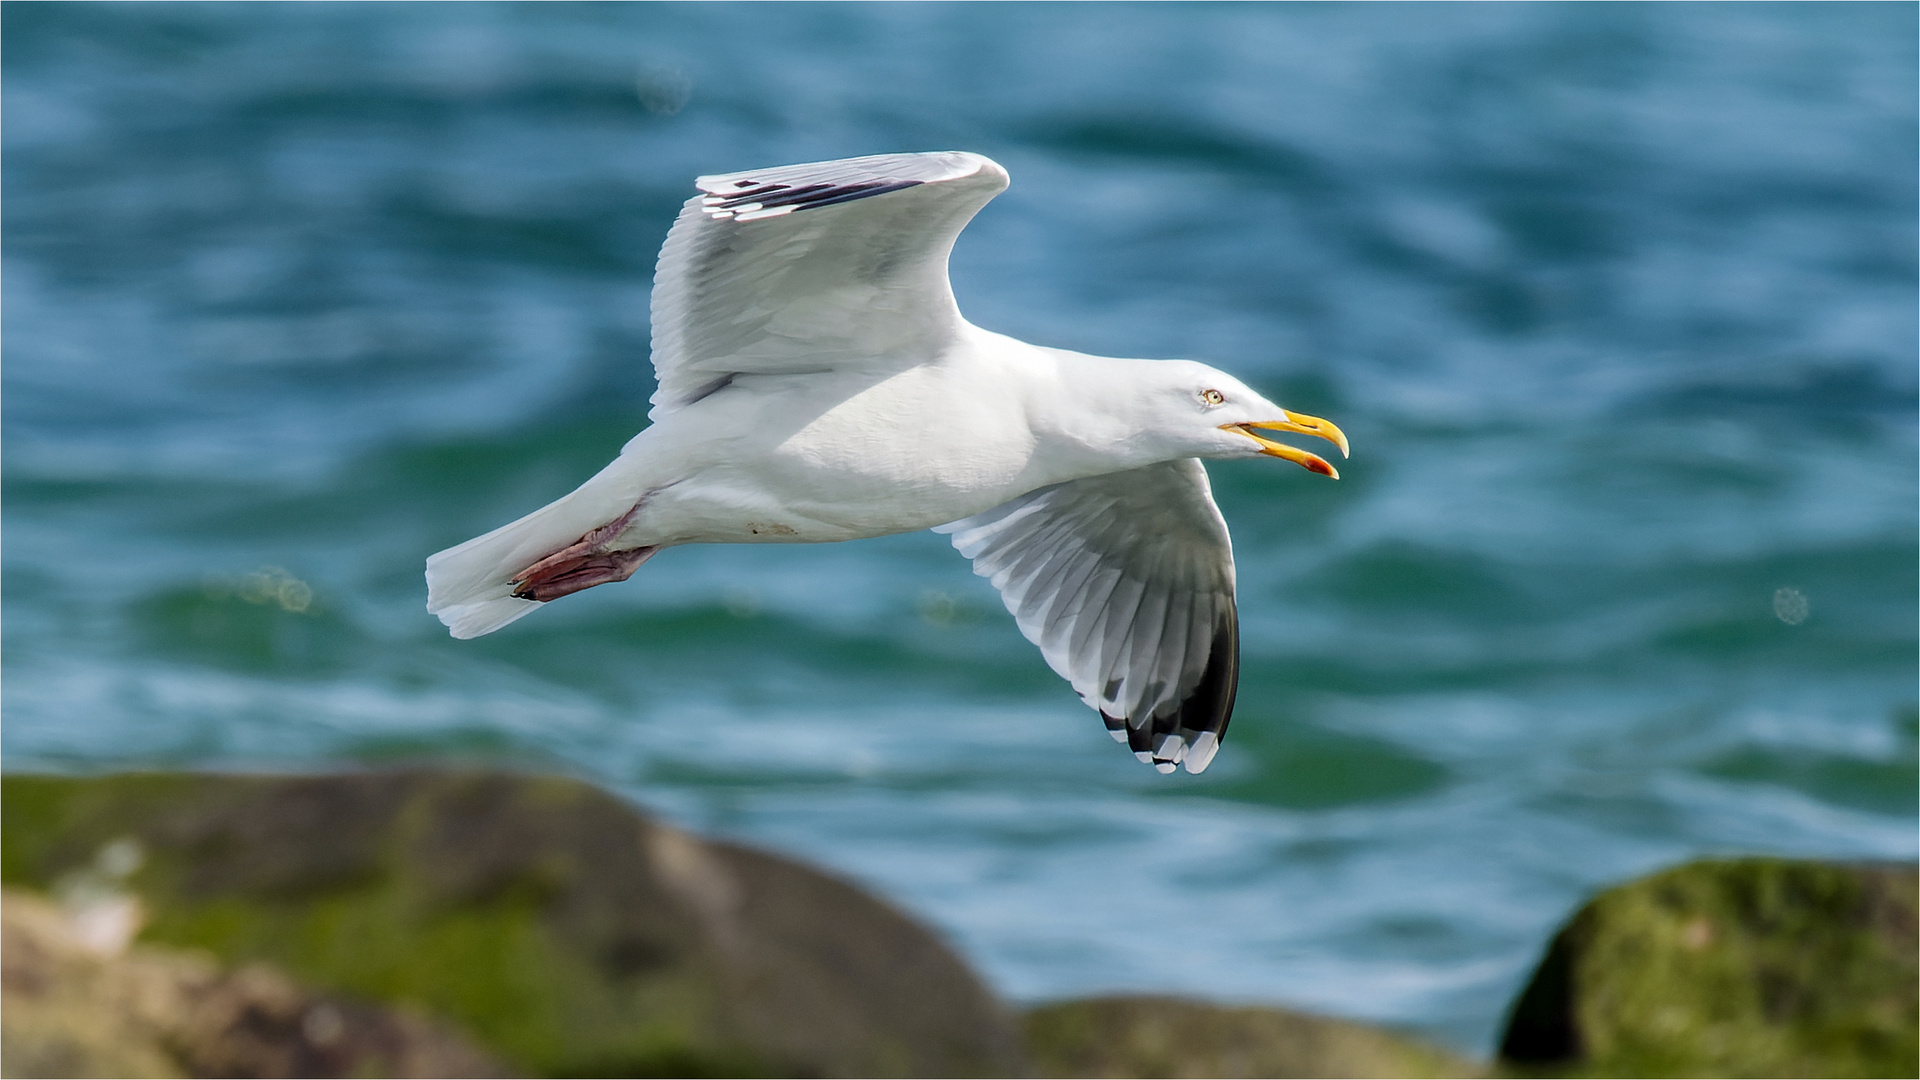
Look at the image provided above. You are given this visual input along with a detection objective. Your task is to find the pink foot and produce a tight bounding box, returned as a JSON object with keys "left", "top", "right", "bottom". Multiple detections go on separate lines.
{"left": 510, "top": 507, "right": 656, "bottom": 602}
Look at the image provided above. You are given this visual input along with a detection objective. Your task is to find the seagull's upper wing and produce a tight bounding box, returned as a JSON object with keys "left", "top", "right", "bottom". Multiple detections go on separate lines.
{"left": 935, "top": 459, "right": 1239, "bottom": 774}
{"left": 648, "top": 151, "right": 1009, "bottom": 420}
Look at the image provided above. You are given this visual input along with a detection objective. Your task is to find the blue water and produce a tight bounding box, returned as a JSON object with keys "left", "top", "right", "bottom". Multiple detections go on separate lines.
{"left": 5, "top": 2, "right": 1915, "bottom": 1052}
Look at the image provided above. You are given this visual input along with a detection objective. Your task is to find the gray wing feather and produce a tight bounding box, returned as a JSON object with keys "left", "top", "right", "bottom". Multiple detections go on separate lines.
{"left": 648, "top": 151, "right": 1009, "bottom": 419}
{"left": 936, "top": 459, "right": 1240, "bottom": 774}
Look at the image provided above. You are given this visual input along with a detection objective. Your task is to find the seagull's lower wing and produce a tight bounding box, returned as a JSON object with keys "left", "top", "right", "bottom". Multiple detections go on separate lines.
{"left": 935, "top": 459, "right": 1238, "bottom": 774}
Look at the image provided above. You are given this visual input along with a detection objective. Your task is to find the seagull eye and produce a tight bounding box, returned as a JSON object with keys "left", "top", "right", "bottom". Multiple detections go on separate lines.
{"left": 1200, "top": 389, "right": 1226, "bottom": 406}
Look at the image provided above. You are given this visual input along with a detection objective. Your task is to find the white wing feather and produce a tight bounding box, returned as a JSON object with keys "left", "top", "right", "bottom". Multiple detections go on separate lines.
{"left": 648, "top": 151, "right": 1009, "bottom": 419}
{"left": 936, "top": 459, "right": 1240, "bottom": 774}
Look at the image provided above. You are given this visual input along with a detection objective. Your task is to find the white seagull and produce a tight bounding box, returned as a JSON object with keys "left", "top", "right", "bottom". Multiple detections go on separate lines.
{"left": 426, "top": 151, "right": 1347, "bottom": 775}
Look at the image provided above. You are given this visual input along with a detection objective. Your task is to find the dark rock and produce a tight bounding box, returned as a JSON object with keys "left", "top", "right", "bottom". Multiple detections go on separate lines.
{"left": 0, "top": 770, "right": 1028, "bottom": 1078}
{"left": 1, "top": 887, "right": 509, "bottom": 1079}
{"left": 1498, "top": 857, "right": 1918, "bottom": 1078}
{"left": 1022, "top": 995, "right": 1479, "bottom": 1078}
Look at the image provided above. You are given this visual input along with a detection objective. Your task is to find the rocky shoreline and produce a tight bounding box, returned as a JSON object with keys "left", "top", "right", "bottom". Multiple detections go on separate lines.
{"left": 2, "top": 769, "right": 1911, "bottom": 1078}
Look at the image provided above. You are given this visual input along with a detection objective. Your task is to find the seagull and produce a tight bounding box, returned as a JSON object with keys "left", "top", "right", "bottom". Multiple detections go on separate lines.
{"left": 426, "top": 151, "right": 1347, "bottom": 775}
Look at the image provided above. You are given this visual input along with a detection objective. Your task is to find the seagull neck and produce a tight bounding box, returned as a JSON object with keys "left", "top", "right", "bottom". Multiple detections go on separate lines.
{"left": 1025, "top": 349, "right": 1172, "bottom": 479}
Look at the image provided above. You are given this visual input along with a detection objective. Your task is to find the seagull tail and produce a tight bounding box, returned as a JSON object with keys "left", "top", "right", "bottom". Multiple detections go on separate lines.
{"left": 425, "top": 472, "right": 644, "bottom": 640}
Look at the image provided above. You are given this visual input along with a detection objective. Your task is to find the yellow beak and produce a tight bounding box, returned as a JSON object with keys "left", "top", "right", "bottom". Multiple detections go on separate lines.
{"left": 1220, "top": 410, "right": 1350, "bottom": 479}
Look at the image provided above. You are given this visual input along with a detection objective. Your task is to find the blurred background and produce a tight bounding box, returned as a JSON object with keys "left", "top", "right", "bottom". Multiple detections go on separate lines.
{"left": 3, "top": 1, "right": 1914, "bottom": 1055}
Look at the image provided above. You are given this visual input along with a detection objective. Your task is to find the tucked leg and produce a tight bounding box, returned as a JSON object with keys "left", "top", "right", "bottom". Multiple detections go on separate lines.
{"left": 510, "top": 506, "right": 656, "bottom": 602}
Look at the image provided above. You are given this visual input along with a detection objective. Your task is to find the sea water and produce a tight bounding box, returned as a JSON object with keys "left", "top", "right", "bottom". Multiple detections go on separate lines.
{"left": 4, "top": 2, "right": 1914, "bottom": 1051}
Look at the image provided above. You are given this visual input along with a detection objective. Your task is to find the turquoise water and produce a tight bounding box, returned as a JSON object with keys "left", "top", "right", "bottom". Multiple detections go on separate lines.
{"left": 4, "top": 2, "right": 1915, "bottom": 1051}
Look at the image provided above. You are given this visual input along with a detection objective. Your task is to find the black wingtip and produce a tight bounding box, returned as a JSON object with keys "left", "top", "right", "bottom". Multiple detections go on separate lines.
{"left": 1111, "top": 606, "right": 1239, "bottom": 774}
{"left": 705, "top": 179, "right": 925, "bottom": 218}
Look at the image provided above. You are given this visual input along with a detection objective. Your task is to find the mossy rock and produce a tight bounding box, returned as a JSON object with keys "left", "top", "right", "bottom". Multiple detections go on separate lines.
{"left": 0, "top": 770, "right": 1027, "bottom": 1078}
{"left": 1498, "top": 857, "right": 1918, "bottom": 1078}
{"left": 1023, "top": 995, "right": 1479, "bottom": 1078}
{"left": 1, "top": 886, "right": 509, "bottom": 1079}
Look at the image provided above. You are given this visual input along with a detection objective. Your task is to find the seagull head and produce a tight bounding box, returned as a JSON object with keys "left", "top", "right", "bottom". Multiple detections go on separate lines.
{"left": 1139, "top": 361, "right": 1350, "bottom": 478}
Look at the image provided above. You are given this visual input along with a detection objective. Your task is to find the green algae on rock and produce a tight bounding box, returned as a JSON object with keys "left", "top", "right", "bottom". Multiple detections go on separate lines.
{"left": 1, "top": 886, "right": 508, "bottom": 1079}
{"left": 1023, "top": 995, "right": 1480, "bottom": 1079}
{"left": 0, "top": 770, "right": 1028, "bottom": 1079}
{"left": 1499, "top": 857, "right": 1918, "bottom": 1079}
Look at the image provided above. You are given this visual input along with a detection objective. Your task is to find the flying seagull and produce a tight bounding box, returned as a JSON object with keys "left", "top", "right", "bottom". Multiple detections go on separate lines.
{"left": 426, "top": 151, "right": 1347, "bottom": 775}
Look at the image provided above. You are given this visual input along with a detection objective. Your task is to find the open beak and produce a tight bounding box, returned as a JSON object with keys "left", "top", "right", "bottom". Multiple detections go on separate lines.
{"left": 1221, "top": 410, "right": 1350, "bottom": 479}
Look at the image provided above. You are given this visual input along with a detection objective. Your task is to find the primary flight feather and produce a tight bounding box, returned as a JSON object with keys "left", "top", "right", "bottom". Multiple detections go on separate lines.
{"left": 426, "top": 151, "right": 1348, "bottom": 774}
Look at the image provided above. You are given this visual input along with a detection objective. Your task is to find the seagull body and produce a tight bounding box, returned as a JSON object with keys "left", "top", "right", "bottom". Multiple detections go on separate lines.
{"left": 427, "top": 151, "right": 1347, "bottom": 774}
